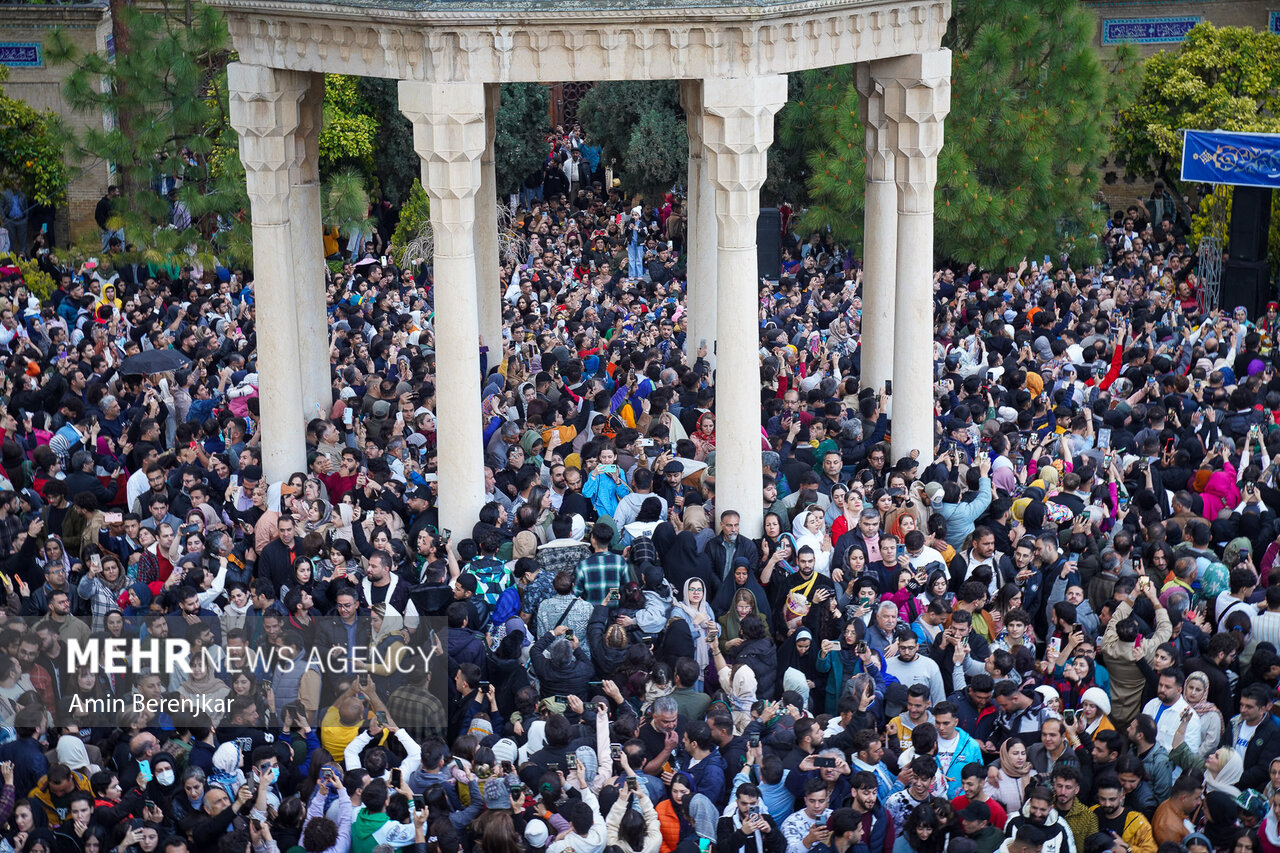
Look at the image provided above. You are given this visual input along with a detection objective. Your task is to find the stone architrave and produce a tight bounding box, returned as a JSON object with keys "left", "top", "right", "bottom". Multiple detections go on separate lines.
{"left": 701, "top": 74, "right": 787, "bottom": 538}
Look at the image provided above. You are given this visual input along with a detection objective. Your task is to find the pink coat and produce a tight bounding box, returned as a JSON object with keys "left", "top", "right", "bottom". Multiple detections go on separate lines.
{"left": 1200, "top": 462, "right": 1240, "bottom": 520}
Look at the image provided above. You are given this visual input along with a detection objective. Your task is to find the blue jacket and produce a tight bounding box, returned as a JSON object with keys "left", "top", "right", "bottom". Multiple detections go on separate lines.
{"left": 933, "top": 477, "right": 992, "bottom": 544}
{"left": 687, "top": 748, "right": 728, "bottom": 808}
{"left": 938, "top": 728, "right": 983, "bottom": 797}
{"left": 582, "top": 466, "right": 630, "bottom": 517}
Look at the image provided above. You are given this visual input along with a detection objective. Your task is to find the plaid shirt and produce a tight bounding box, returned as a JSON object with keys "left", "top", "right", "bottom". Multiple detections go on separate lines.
{"left": 387, "top": 682, "right": 447, "bottom": 744}
{"left": 77, "top": 574, "right": 124, "bottom": 633}
{"left": 574, "top": 551, "right": 630, "bottom": 606}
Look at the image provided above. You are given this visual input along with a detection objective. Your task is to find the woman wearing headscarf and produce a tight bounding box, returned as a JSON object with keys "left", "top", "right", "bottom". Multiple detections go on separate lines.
{"left": 1199, "top": 456, "right": 1240, "bottom": 521}
{"left": 143, "top": 753, "right": 182, "bottom": 815}
{"left": 661, "top": 528, "right": 717, "bottom": 601}
{"left": 690, "top": 412, "right": 716, "bottom": 462}
{"left": 682, "top": 506, "right": 716, "bottom": 554}
{"left": 983, "top": 739, "right": 1033, "bottom": 813}
{"left": 816, "top": 619, "right": 883, "bottom": 716}
{"left": 78, "top": 552, "right": 127, "bottom": 634}
{"left": 673, "top": 578, "right": 715, "bottom": 689}
{"left": 55, "top": 735, "right": 98, "bottom": 777}
{"left": 1176, "top": 747, "right": 1246, "bottom": 851}
{"left": 714, "top": 587, "right": 762, "bottom": 656}
{"left": 1265, "top": 757, "right": 1280, "bottom": 800}
{"left": 1182, "top": 670, "right": 1225, "bottom": 761}
{"left": 792, "top": 505, "right": 833, "bottom": 576}
{"left": 712, "top": 562, "right": 772, "bottom": 630}
{"left": 728, "top": 614, "right": 777, "bottom": 701}
{"left": 777, "top": 628, "right": 822, "bottom": 711}
{"left": 177, "top": 657, "right": 231, "bottom": 726}
{"left": 120, "top": 583, "right": 154, "bottom": 636}
{"left": 367, "top": 603, "right": 411, "bottom": 695}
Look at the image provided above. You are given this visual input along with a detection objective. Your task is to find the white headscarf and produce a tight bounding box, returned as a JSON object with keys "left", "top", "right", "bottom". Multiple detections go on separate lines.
{"left": 1204, "top": 748, "right": 1243, "bottom": 800}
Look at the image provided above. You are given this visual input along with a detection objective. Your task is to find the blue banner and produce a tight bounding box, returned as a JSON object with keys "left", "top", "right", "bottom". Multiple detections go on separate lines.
{"left": 1181, "top": 130, "right": 1280, "bottom": 189}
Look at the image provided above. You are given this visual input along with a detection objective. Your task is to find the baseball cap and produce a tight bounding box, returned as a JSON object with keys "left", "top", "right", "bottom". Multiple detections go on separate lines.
{"left": 524, "top": 819, "right": 550, "bottom": 848}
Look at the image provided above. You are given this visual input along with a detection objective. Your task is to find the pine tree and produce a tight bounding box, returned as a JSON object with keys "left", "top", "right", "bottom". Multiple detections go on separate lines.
{"left": 48, "top": 2, "right": 249, "bottom": 269}
{"left": 779, "top": 0, "right": 1133, "bottom": 268}
{"left": 579, "top": 81, "right": 686, "bottom": 199}
{"left": 495, "top": 83, "right": 552, "bottom": 198}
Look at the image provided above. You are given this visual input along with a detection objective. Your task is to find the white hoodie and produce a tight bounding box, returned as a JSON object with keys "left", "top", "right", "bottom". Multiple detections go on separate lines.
{"left": 547, "top": 787, "right": 607, "bottom": 853}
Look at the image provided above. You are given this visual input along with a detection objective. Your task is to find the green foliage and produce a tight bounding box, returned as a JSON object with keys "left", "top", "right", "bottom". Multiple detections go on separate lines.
{"left": 322, "top": 168, "right": 373, "bottom": 235}
{"left": 579, "top": 81, "right": 686, "bottom": 199}
{"left": 47, "top": 2, "right": 250, "bottom": 268}
{"left": 16, "top": 257, "right": 54, "bottom": 301}
{"left": 780, "top": 0, "right": 1132, "bottom": 268}
{"left": 319, "top": 75, "right": 379, "bottom": 172}
{"left": 1115, "top": 23, "right": 1280, "bottom": 184}
{"left": 495, "top": 83, "right": 551, "bottom": 198}
{"left": 390, "top": 180, "right": 430, "bottom": 262}
{"left": 355, "top": 76, "right": 415, "bottom": 206}
{"left": 0, "top": 68, "right": 68, "bottom": 207}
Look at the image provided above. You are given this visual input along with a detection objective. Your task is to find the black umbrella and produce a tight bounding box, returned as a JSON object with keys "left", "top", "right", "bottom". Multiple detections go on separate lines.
{"left": 119, "top": 348, "right": 192, "bottom": 376}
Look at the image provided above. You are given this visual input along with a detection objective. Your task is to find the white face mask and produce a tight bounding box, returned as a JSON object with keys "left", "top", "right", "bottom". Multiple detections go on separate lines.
{"left": 156, "top": 769, "right": 175, "bottom": 787}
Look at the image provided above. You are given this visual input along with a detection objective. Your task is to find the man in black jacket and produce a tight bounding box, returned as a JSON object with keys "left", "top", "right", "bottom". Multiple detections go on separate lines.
{"left": 529, "top": 628, "right": 594, "bottom": 699}
{"left": 717, "top": 783, "right": 786, "bottom": 853}
{"left": 256, "top": 514, "right": 301, "bottom": 597}
{"left": 64, "top": 451, "right": 124, "bottom": 508}
{"left": 1238, "top": 683, "right": 1280, "bottom": 790}
{"left": 315, "top": 587, "right": 373, "bottom": 683}
{"left": 707, "top": 511, "right": 760, "bottom": 578}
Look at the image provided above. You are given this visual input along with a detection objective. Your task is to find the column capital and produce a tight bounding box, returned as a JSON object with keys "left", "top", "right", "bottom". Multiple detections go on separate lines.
{"left": 875, "top": 49, "right": 952, "bottom": 213}
{"left": 856, "top": 64, "right": 894, "bottom": 183}
{"left": 228, "top": 63, "right": 309, "bottom": 225}
{"left": 699, "top": 75, "right": 787, "bottom": 243}
{"left": 678, "top": 79, "right": 705, "bottom": 147}
{"left": 399, "top": 81, "right": 486, "bottom": 254}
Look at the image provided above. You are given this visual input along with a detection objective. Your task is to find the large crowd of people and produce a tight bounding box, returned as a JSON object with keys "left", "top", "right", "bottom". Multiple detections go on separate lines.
{"left": 0, "top": 117, "right": 1277, "bottom": 853}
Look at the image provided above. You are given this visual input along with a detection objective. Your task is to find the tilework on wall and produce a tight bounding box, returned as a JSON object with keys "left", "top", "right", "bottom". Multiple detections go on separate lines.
{"left": 0, "top": 43, "right": 42, "bottom": 67}
{"left": 1101, "top": 16, "right": 1202, "bottom": 44}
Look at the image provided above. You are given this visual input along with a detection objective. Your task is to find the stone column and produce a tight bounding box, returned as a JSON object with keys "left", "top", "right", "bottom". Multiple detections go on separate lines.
{"left": 228, "top": 63, "right": 309, "bottom": 482}
{"left": 879, "top": 50, "right": 951, "bottom": 466}
{"left": 856, "top": 64, "right": 897, "bottom": 398}
{"left": 701, "top": 75, "right": 787, "bottom": 537}
{"left": 679, "top": 80, "right": 718, "bottom": 369}
{"left": 400, "top": 81, "right": 488, "bottom": 539}
{"left": 290, "top": 72, "right": 331, "bottom": 421}
{"left": 475, "top": 83, "right": 503, "bottom": 355}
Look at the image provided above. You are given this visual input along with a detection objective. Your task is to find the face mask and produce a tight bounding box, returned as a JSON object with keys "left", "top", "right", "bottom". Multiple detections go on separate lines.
{"left": 156, "top": 769, "right": 175, "bottom": 787}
